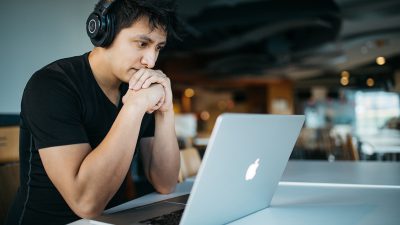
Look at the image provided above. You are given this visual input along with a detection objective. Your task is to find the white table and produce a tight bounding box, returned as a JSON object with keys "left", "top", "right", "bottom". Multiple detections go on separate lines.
{"left": 230, "top": 184, "right": 400, "bottom": 225}
{"left": 282, "top": 160, "right": 400, "bottom": 187}
{"left": 70, "top": 161, "right": 400, "bottom": 225}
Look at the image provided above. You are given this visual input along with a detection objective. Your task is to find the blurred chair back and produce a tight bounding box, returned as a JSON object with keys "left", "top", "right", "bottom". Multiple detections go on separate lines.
{"left": 179, "top": 148, "right": 202, "bottom": 182}
{"left": 0, "top": 126, "right": 20, "bottom": 163}
{"left": 334, "top": 133, "right": 360, "bottom": 160}
{"left": 0, "top": 118, "right": 21, "bottom": 223}
{"left": 344, "top": 133, "right": 360, "bottom": 160}
{"left": 0, "top": 162, "right": 20, "bottom": 224}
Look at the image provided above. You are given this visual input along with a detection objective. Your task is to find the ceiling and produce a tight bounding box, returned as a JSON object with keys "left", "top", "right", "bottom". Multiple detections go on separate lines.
{"left": 161, "top": 0, "right": 400, "bottom": 90}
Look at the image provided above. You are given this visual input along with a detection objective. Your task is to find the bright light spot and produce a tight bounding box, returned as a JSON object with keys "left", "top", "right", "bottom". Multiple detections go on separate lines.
{"left": 366, "top": 78, "right": 375, "bottom": 87}
{"left": 341, "top": 71, "right": 350, "bottom": 78}
{"left": 184, "top": 88, "right": 195, "bottom": 98}
{"left": 376, "top": 56, "right": 385, "bottom": 65}
{"left": 340, "top": 77, "right": 349, "bottom": 86}
{"left": 200, "top": 111, "right": 210, "bottom": 121}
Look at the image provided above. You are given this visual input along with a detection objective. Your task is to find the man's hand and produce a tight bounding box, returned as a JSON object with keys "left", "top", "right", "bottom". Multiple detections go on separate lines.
{"left": 122, "top": 83, "right": 165, "bottom": 113}
{"left": 128, "top": 69, "right": 173, "bottom": 112}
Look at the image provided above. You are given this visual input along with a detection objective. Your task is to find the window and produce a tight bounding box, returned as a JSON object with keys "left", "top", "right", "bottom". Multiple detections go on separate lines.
{"left": 355, "top": 91, "right": 400, "bottom": 136}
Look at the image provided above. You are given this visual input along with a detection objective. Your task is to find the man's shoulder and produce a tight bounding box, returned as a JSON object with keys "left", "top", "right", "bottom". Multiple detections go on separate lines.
{"left": 27, "top": 52, "right": 91, "bottom": 88}
{"left": 41, "top": 52, "right": 90, "bottom": 76}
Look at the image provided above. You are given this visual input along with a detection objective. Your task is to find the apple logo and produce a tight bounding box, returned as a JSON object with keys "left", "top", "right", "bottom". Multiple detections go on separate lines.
{"left": 245, "top": 158, "right": 260, "bottom": 181}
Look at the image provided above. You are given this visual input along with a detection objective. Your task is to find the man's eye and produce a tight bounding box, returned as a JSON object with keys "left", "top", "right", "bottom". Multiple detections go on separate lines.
{"left": 138, "top": 41, "right": 148, "bottom": 48}
{"left": 156, "top": 46, "right": 165, "bottom": 51}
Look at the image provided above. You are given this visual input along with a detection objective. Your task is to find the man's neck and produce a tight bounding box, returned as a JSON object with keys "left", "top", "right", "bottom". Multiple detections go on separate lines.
{"left": 88, "top": 48, "right": 121, "bottom": 92}
{"left": 88, "top": 48, "right": 122, "bottom": 106}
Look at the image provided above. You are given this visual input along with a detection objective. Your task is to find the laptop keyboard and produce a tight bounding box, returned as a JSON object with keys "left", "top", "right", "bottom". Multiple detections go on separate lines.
{"left": 139, "top": 209, "right": 184, "bottom": 225}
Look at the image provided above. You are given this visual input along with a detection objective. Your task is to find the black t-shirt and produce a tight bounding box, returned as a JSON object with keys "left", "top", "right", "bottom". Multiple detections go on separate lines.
{"left": 6, "top": 52, "right": 155, "bottom": 225}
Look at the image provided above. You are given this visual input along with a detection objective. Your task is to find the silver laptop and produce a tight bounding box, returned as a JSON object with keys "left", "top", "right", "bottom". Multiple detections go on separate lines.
{"left": 93, "top": 113, "right": 305, "bottom": 225}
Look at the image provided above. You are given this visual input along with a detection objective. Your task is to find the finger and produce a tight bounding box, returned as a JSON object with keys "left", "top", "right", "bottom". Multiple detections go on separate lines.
{"left": 160, "top": 95, "right": 165, "bottom": 105}
{"left": 122, "top": 95, "right": 127, "bottom": 105}
{"left": 155, "top": 70, "right": 167, "bottom": 78}
{"left": 155, "top": 99, "right": 163, "bottom": 108}
{"left": 147, "top": 106, "right": 160, "bottom": 113}
{"left": 162, "top": 78, "right": 171, "bottom": 102}
{"left": 142, "top": 76, "right": 167, "bottom": 89}
{"left": 142, "top": 76, "right": 161, "bottom": 89}
{"left": 133, "top": 72, "right": 151, "bottom": 90}
{"left": 152, "top": 100, "right": 163, "bottom": 111}
{"left": 129, "top": 69, "right": 146, "bottom": 89}
{"left": 129, "top": 69, "right": 143, "bottom": 89}
{"left": 159, "top": 84, "right": 172, "bottom": 112}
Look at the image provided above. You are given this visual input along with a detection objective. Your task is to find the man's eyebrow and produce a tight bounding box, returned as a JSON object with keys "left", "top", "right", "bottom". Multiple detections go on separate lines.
{"left": 134, "top": 35, "right": 166, "bottom": 45}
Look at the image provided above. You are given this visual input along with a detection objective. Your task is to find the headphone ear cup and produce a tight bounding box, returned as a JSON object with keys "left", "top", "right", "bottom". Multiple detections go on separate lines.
{"left": 86, "top": 13, "right": 101, "bottom": 41}
{"left": 86, "top": 12, "right": 107, "bottom": 47}
{"left": 86, "top": 0, "right": 116, "bottom": 47}
{"left": 101, "top": 13, "right": 116, "bottom": 47}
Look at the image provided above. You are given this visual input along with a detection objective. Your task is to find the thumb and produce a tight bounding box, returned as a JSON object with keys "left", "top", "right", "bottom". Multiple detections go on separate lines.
{"left": 122, "top": 94, "right": 127, "bottom": 104}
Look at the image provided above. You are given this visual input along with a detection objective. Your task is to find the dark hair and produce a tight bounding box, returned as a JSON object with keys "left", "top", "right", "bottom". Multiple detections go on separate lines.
{"left": 95, "top": 0, "right": 181, "bottom": 40}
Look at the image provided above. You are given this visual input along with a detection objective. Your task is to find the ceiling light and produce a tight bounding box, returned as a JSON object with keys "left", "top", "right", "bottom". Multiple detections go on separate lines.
{"left": 376, "top": 56, "right": 385, "bottom": 65}
{"left": 366, "top": 78, "right": 375, "bottom": 87}
{"left": 341, "top": 71, "right": 350, "bottom": 78}
{"left": 184, "top": 88, "right": 195, "bottom": 98}
{"left": 340, "top": 77, "right": 349, "bottom": 86}
{"left": 200, "top": 111, "right": 210, "bottom": 121}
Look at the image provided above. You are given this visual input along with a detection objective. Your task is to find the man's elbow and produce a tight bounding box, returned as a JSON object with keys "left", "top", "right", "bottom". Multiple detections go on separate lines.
{"left": 72, "top": 201, "right": 104, "bottom": 219}
{"left": 155, "top": 183, "right": 177, "bottom": 194}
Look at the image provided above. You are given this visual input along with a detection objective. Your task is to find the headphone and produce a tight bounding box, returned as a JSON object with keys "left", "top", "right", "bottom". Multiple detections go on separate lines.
{"left": 86, "top": 0, "right": 116, "bottom": 47}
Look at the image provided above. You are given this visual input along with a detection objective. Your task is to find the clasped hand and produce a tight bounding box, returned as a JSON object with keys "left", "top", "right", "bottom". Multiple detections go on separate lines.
{"left": 123, "top": 68, "right": 173, "bottom": 113}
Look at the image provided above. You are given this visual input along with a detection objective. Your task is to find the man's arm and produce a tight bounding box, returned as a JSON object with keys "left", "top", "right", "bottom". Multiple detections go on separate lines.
{"left": 140, "top": 109, "right": 180, "bottom": 194}
{"left": 39, "top": 85, "right": 164, "bottom": 218}
{"left": 131, "top": 69, "right": 180, "bottom": 194}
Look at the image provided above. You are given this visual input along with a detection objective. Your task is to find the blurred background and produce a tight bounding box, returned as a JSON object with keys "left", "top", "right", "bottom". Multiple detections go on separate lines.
{"left": 162, "top": 0, "right": 400, "bottom": 162}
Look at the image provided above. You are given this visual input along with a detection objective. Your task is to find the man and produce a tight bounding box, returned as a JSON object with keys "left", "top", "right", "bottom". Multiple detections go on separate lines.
{"left": 6, "top": 0, "right": 180, "bottom": 224}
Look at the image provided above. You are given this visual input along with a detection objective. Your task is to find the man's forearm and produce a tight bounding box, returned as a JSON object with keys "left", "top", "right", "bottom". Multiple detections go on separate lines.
{"left": 73, "top": 104, "right": 146, "bottom": 216}
{"left": 150, "top": 109, "right": 180, "bottom": 193}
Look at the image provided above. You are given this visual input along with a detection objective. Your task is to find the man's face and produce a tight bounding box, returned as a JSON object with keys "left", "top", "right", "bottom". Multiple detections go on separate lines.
{"left": 106, "top": 16, "right": 167, "bottom": 83}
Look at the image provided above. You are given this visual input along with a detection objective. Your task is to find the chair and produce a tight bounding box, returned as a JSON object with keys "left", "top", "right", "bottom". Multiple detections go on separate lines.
{"left": 337, "top": 133, "right": 360, "bottom": 161}
{"left": 346, "top": 134, "right": 360, "bottom": 160}
{"left": 0, "top": 162, "right": 20, "bottom": 224}
{"left": 178, "top": 148, "right": 202, "bottom": 183}
{"left": 0, "top": 125, "right": 20, "bottom": 223}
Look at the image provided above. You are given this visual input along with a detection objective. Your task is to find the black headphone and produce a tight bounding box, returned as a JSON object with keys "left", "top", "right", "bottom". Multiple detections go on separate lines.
{"left": 86, "top": 0, "right": 116, "bottom": 47}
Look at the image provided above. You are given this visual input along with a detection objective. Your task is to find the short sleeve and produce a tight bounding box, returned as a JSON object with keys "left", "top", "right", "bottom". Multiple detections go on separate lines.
{"left": 21, "top": 69, "right": 88, "bottom": 149}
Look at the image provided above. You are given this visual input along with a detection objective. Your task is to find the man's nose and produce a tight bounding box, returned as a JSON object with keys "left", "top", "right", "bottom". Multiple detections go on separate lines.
{"left": 141, "top": 50, "right": 157, "bottom": 69}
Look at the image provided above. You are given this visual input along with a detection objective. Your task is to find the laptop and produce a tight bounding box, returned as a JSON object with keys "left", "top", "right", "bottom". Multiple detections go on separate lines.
{"left": 92, "top": 113, "right": 305, "bottom": 225}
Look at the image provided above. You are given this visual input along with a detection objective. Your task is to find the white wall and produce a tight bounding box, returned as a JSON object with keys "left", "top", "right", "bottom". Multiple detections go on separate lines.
{"left": 0, "top": 0, "right": 97, "bottom": 113}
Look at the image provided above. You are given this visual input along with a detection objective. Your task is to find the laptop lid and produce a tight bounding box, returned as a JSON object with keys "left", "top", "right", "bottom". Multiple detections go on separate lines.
{"left": 180, "top": 113, "right": 305, "bottom": 225}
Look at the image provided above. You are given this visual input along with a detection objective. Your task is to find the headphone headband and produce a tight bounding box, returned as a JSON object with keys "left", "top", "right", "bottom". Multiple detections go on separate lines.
{"left": 97, "top": 0, "right": 114, "bottom": 16}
